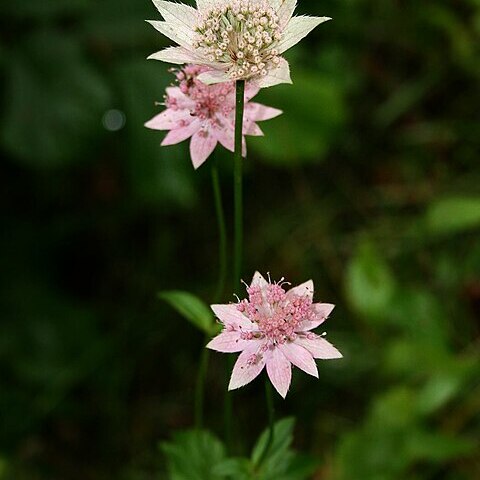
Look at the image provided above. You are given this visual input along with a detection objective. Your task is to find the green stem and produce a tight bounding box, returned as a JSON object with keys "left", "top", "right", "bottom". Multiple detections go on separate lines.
{"left": 211, "top": 163, "right": 228, "bottom": 303}
{"left": 224, "top": 79, "right": 246, "bottom": 451}
{"left": 194, "top": 162, "right": 228, "bottom": 431}
{"left": 256, "top": 380, "right": 275, "bottom": 468}
{"left": 233, "top": 79, "right": 245, "bottom": 294}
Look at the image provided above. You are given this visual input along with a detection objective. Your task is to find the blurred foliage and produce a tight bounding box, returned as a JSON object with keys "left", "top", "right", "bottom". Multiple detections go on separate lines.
{"left": 163, "top": 418, "right": 318, "bottom": 480}
{"left": 0, "top": 0, "right": 479, "bottom": 479}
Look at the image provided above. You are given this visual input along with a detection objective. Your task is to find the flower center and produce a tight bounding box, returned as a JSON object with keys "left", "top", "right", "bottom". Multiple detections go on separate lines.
{"left": 194, "top": 0, "right": 282, "bottom": 80}
{"left": 237, "top": 281, "right": 315, "bottom": 345}
{"left": 166, "top": 65, "right": 235, "bottom": 121}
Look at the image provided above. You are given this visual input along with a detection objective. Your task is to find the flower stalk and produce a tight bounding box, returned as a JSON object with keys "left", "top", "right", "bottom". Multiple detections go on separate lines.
{"left": 233, "top": 79, "right": 246, "bottom": 294}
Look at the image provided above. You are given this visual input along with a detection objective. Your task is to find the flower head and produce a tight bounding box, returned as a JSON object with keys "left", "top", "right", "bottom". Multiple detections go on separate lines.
{"left": 207, "top": 272, "right": 342, "bottom": 398}
{"left": 145, "top": 65, "right": 282, "bottom": 168}
{"left": 147, "top": 0, "right": 331, "bottom": 88}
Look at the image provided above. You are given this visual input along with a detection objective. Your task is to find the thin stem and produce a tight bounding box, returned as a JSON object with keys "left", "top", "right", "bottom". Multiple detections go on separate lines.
{"left": 256, "top": 380, "right": 275, "bottom": 468}
{"left": 233, "top": 79, "right": 245, "bottom": 294}
{"left": 194, "top": 161, "right": 228, "bottom": 431}
{"left": 224, "top": 79, "right": 246, "bottom": 452}
{"left": 211, "top": 163, "right": 228, "bottom": 303}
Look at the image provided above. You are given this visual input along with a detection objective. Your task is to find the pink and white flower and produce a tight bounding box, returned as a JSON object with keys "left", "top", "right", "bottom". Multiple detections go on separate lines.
{"left": 147, "top": 0, "right": 331, "bottom": 88}
{"left": 207, "top": 272, "right": 342, "bottom": 398}
{"left": 145, "top": 65, "right": 282, "bottom": 169}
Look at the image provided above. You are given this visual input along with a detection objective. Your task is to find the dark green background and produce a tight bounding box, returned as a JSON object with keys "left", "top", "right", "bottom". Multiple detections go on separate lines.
{"left": 1, "top": 0, "right": 479, "bottom": 479}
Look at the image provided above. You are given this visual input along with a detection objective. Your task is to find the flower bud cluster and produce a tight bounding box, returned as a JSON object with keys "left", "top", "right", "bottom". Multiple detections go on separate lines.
{"left": 166, "top": 65, "right": 235, "bottom": 121}
{"left": 237, "top": 278, "right": 315, "bottom": 344}
{"left": 194, "top": 0, "right": 282, "bottom": 80}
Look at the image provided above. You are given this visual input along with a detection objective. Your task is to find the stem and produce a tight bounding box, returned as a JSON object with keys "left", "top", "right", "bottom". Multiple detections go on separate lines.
{"left": 256, "top": 380, "right": 275, "bottom": 468}
{"left": 194, "top": 161, "right": 228, "bottom": 430}
{"left": 224, "top": 79, "right": 246, "bottom": 452}
{"left": 211, "top": 163, "right": 228, "bottom": 303}
{"left": 233, "top": 79, "right": 245, "bottom": 294}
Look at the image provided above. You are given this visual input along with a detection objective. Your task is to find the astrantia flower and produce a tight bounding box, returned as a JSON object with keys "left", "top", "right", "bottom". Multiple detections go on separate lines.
{"left": 207, "top": 272, "right": 342, "bottom": 398}
{"left": 145, "top": 65, "right": 282, "bottom": 169}
{"left": 147, "top": 0, "right": 331, "bottom": 88}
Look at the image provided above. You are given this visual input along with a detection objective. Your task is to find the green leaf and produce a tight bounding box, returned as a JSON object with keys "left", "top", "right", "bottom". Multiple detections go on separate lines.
{"left": 426, "top": 196, "right": 480, "bottom": 235}
{"left": 251, "top": 417, "right": 295, "bottom": 467}
{"left": 346, "top": 242, "right": 396, "bottom": 322}
{"left": 159, "top": 291, "right": 217, "bottom": 335}
{"left": 416, "top": 374, "right": 463, "bottom": 416}
{"left": 213, "top": 458, "right": 251, "bottom": 478}
{"left": 162, "top": 430, "right": 226, "bottom": 480}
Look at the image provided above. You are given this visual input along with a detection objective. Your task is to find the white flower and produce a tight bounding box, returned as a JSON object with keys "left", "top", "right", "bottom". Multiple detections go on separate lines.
{"left": 147, "top": 0, "right": 331, "bottom": 88}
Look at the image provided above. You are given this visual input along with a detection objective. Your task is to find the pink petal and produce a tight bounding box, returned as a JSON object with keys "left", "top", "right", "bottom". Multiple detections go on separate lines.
{"left": 243, "top": 122, "right": 263, "bottom": 137}
{"left": 165, "top": 86, "right": 184, "bottom": 99}
{"left": 144, "top": 109, "right": 190, "bottom": 131}
{"left": 287, "top": 280, "right": 314, "bottom": 300}
{"left": 229, "top": 342, "right": 267, "bottom": 391}
{"left": 161, "top": 119, "right": 200, "bottom": 146}
{"left": 206, "top": 331, "right": 255, "bottom": 353}
{"left": 266, "top": 347, "right": 292, "bottom": 398}
{"left": 190, "top": 129, "right": 217, "bottom": 169}
{"left": 250, "top": 271, "right": 269, "bottom": 289}
{"left": 245, "top": 103, "right": 283, "bottom": 122}
{"left": 296, "top": 303, "right": 335, "bottom": 331}
{"left": 295, "top": 337, "right": 343, "bottom": 359}
{"left": 214, "top": 126, "right": 235, "bottom": 153}
{"left": 210, "top": 304, "right": 256, "bottom": 331}
{"left": 279, "top": 342, "right": 318, "bottom": 378}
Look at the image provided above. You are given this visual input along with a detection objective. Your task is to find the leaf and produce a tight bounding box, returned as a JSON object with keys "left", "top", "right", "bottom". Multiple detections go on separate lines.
{"left": 251, "top": 417, "right": 295, "bottom": 467}
{"left": 162, "top": 430, "right": 226, "bottom": 480}
{"left": 345, "top": 241, "right": 396, "bottom": 322}
{"left": 416, "top": 374, "right": 463, "bottom": 416}
{"left": 426, "top": 196, "right": 480, "bottom": 235}
{"left": 213, "top": 458, "right": 251, "bottom": 478}
{"left": 159, "top": 291, "right": 217, "bottom": 335}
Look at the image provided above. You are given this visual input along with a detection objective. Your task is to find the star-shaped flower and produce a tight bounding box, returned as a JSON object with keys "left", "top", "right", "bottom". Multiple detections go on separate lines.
{"left": 147, "top": 0, "right": 331, "bottom": 88}
{"left": 207, "top": 272, "right": 342, "bottom": 398}
{"left": 145, "top": 65, "right": 282, "bottom": 168}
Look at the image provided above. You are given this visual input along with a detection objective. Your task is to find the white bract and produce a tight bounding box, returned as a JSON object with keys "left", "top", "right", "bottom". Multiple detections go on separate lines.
{"left": 147, "top": 0, "right": 331, "bottom": 88}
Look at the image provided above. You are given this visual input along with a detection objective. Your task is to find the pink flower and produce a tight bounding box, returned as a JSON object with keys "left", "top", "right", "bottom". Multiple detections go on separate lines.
{"left": 145, "top": 65, "right": 282, "bottom": 169}
{"left": 207, "top": 272, "right": 343, "bottom": 398}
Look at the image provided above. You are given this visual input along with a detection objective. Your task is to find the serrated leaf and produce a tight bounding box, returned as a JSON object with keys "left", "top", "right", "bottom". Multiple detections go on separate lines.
{"left": 162, "top": 430, "right": 226, "bottom": 480}
{"left": 159, "top": 291, "right": 217, "bottom": 335}
{"left": 251, "top": 417, "right": 295, "bottom": 467}
{"left": 213, "top": 458, "right": 252, "bottom": 478}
